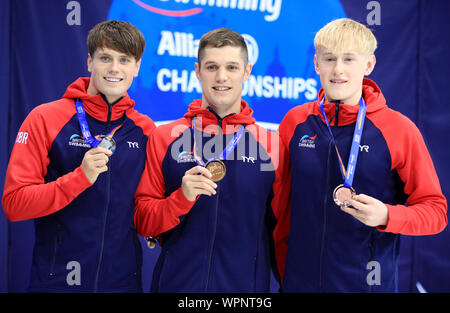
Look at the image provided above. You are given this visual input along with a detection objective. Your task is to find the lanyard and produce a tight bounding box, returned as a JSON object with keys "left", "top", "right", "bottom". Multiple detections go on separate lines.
{"left": 191, "top": 117, "right": 245, "bottom": 166}
{"left": 75, "top": 99, "right": 122, "bottom": 148}
{"left": 319, "top": 97, "right": 367, "bottom": 188}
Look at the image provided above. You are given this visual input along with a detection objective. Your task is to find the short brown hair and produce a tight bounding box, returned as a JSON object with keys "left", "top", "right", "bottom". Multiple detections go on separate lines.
{"left": 197, "top": 28, "right": 248, "bottom": 66}
{"left": 87, "top": 20, "right": 145, "bottom": 61}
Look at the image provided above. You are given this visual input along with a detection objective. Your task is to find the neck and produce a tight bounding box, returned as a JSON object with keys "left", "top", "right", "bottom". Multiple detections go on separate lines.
{"left": 325, "top": 91, "right": 362, "bottom": 106}
{"left": 201, "top": 100, "right": 241, "bottom": 118}
{"left": 86, "top": 82, "right": 122, "bottom": 104}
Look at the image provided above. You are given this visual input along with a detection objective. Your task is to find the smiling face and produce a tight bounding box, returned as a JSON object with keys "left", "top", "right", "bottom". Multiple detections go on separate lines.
{"left": 87, "top": 47, "right": 141, "bottom": 103}
{"left": 195, "top": 45, "right": 252, "bottom": 117}
{"left": 314, "top": 47, "right": 376, "bottom": 105}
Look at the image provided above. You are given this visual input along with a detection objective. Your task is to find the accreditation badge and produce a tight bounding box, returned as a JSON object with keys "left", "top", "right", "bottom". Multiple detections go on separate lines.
{"left": 205, "top": 159, "right": 226, "bottom": 182}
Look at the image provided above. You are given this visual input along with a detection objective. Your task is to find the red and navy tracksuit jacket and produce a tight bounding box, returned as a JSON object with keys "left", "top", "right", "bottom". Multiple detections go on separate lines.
{"left": 2, "top": 77, "right": 155, "bottom": 292}
{"left": 134, "top": 100, "right": 290, "bottom": 292}
{"left": 278, "top": 78, "right": 447, "bottom": 292}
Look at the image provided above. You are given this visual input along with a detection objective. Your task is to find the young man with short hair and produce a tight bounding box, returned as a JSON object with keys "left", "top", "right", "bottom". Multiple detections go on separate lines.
{"left": 2, "top": 20, "right": 155, "bottom": 292}
{"left": 134, "top": 28, "right": 290, "bottom": 292}
{"left": 278, "top": 18, "right": 447, "bottom": 292}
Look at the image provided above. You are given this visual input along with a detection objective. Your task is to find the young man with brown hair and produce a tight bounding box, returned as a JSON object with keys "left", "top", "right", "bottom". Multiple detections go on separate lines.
{"left": 2, "top": 20, "right": 155, "bottom": 292}
{"left": 134, "top": 28, "right": 290, "bottom": 292}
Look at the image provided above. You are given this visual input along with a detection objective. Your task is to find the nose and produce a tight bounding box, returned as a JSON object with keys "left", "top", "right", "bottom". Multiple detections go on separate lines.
{"left": 333, "top": 58, "right": 344, "bottom": 75}
{"left": 215, "top": 67, "right": 228, "bottom": 82}
{"left": 108, "top": 59, "right": 120, "bottom": 74}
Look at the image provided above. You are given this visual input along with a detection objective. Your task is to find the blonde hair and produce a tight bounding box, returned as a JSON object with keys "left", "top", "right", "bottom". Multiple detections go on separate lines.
{"left": 314, "top": 18, "right": 377, "bottom": 55}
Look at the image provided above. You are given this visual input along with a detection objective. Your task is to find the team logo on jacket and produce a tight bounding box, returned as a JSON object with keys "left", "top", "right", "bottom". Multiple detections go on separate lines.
{"left": 177, "top": 151, "right": 196, "bottom": 163}
{"left": 298, "top": 134, "right": 317, "bottom": 149}
{"left": 68, "top": 134, "right": 91, "bottom": 148}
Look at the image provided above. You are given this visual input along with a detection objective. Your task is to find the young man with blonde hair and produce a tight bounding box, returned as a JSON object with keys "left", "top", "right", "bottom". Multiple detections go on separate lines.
{"left": 278, "top": 18, "right": 447, "bottom": 292}
{"left": 134, "top": 28, "right": 290, "bottom": 292}
{"left": 2, "top": 20, "right": 155, "bottom": 292}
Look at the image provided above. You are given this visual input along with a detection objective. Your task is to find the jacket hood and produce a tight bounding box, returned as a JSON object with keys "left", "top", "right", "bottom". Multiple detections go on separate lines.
{"left": 184, "top": 99, "right": 256, "bottom": 134}
{"left": 315, "top": 78, "right": 387, "bottom": 126}
{"left": 62, "top": 77, "right": 135, "bottom": 122}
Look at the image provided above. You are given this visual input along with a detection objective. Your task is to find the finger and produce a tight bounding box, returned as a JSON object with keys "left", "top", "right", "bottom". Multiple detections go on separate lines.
{"left": 340, "top": 204, "right": 366, "bottom": 220}
{"left": 187, "top": 181, "right": 217, "bottom": 195}
{"left": 88, "top": 147, "right": 113, "bottom": 157}
{"left": 185, "top": 165, "right": 212, "bottom": 178}
{"left": 347, "top": 198, "right": 368, "bottom": 211}
{"left": 96, "top": 165, "right": 108, "bottom": 173}
{"left": 352, "top": 193, "right": 374, "bottom": 205}
{"left": 194, "top": 187, "right": 216, "bottom": 197}
{"left": 185, "top": 175, "right": 217, "bottom": 189}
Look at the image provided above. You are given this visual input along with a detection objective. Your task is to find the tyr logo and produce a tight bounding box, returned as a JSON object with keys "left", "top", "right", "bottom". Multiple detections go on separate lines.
{"left": 359, "top": 145, "right": 369, "bottom": 152}
{"left": 127, "top": 141, "right": 140, "bottom": 149}
{"left": 241, "top": 156, "right": 255, "bottom": 163}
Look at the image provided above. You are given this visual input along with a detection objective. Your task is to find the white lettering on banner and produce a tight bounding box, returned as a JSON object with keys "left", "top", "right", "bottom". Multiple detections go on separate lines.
{"left": 172, "top": 0, "right": 282, "bottom": 22}
{"left": 157, "top": 69, "right": 202, "bottom": 93}
{"left": 157, "top": 31, "right": 199, "bottom": 58}
{"left": 244, "top": 75, "right": 318, "bottom": 100}
{"left": 242, "top": 34, "right": 259, "bottom": 65}
{"left": 157, "top": 31, "right": 259, "bottom": 65}
{"left": 156, "top": 68, "right": 318, "bottom": 101}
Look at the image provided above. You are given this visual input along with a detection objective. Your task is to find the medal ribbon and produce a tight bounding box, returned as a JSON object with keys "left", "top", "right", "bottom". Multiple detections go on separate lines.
{"left": 319, "top": 97, "right": 367, "bottom": 188}
{"left": 191, "top": 117, "right": 245, "bottom": 166}
{"left": 75, "top": 99, "right": 122, "bottom": 147}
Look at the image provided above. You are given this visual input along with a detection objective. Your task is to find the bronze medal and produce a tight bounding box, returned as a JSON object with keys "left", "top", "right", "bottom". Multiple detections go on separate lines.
{"left": 146, "top": 237, "right": 157, "bottom": 249}
{"left": 333, "top": 184, "right": 356, "bottom": 208}
{"left": 205, "top": 159, "right": 226, "bottom": 182}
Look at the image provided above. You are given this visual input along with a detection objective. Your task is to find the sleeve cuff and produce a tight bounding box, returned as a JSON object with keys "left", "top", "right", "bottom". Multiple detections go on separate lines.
{"left": 170, "top": 187, "right": 197, "bottom": 215}
{"left": 376, "top": 204, "right": 404, "bottom": 233}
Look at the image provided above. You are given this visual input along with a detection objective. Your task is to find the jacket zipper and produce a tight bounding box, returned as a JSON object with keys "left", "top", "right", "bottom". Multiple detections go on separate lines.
{"left": 204, "top": 113, "right": 224, "bottom": 292}
{"left": 93, "top": 102, "right": 113, "bottom": 292}
{"left": 318, "top": 102, "right": 340, "bottom": 291}
{"left": 319, "top": 136, "right": 334, "bottom": 292}
{"left": 204, "top": 182, "right": 220, "bottom": 292}
{"left": 368, "top": 232, "right": 375, "bottom": 292}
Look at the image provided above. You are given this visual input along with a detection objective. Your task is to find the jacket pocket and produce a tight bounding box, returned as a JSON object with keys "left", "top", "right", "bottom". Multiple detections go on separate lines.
{"left": 49, "top": 223, "right": 62, "bottom": 277}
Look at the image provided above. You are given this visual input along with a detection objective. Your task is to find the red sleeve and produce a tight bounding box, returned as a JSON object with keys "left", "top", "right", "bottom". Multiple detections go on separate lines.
{"left": 373, "top": 110, "right": 447, "bottom": 235}
{"left": 133, "top": 120, "right": 196, "bottom": 238}
{"left": 2, "top": 101, "right": 93, "bottom": 222}
{"left": 247, "top": 124, "right": 291, "bottom": 282}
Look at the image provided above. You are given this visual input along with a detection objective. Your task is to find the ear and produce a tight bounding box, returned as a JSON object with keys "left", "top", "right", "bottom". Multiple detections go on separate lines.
{"left": 133, "top": 58, "right": 142, "bottom": 77}
{"left": 243, "top": 63, "right": 252, "bottom": 82}
{"left": 313, "top": 54, "right": 320, "bottom": 75}
{"left": 364, "top": 55, "right": 376, "bottom": 76}
{"left": 194, "top": 62, "right": 201, "bottom": 81}
{"left": 87, "top": 54, "right": 93, "bottom": 73}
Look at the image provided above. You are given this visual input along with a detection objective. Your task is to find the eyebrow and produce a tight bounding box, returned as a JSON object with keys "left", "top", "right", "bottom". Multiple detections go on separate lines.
{"left": 322, "top": 52, "right": 358, "bottom": 56}
{"left": 97, "top": 52, "right": 131, "bottom": 58}
{"left": 203, "top": 61, "right": 241, "bottom": 66}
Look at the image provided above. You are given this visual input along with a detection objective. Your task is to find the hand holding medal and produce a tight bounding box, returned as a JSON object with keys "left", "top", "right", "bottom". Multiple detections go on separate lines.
{"left": 338, "top": 193, "right": 389, "bottom": 227}
{"left": 81, "top": 146, "right": 112, "bottom": 183}
{"left": 181, "top": 165, "right": 218, "bottom": 202}
{"left": 75, "top": 99, "right": 122, "bottom": 183}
